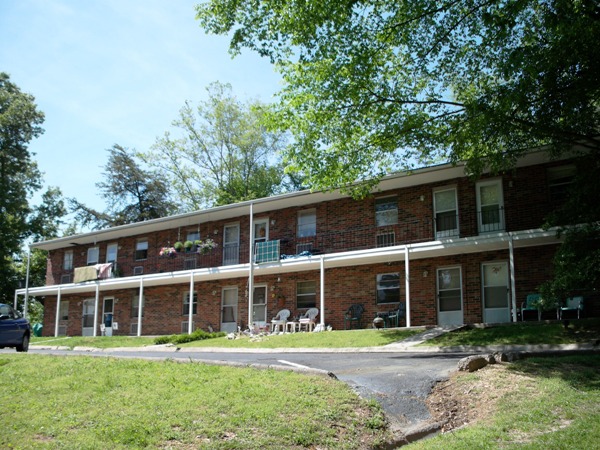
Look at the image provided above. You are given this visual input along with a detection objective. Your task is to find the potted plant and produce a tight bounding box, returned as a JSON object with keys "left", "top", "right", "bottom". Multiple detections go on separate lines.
{"left": 173, "top": 241, "right": 184, "bottom": 252}
{"left": 159, "top": 247, "right": 177, "bottom": 258}
{"left": 197, "top": 238, "right": 218, "bottom": 255}
{"left": 184, "top": 240, "right": 194, "bottom": 252}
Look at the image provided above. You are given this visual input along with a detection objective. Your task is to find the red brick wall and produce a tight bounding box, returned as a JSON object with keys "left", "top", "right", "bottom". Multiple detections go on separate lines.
{"left": 42, "top": 247, "right": 566, "bottom": 336}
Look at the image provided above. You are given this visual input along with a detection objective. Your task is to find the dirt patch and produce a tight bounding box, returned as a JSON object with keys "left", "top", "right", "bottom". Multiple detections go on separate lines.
{"left": 425, "top": 363, "right": 537, "bottom": 433}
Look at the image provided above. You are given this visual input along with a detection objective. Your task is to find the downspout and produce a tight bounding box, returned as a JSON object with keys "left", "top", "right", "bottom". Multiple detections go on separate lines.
{"left": 23, "top": 245, "right": 31, "bottom": 318}
{"left": 54, "top": 287, "right": 62, "bottom": 337}
{"left": 137, "top": 278, "right": 144, "bottom": 336}
{"left": 509, "top": 232, "right": 517, "bottom": 322}
{"left": 188, "top": 271, "right": 195, "bottom": 334}
{"left": 319, "top": 255, "right": 325, "bottom": 327}
{"left": 248, "top": 203, "right": 255, "bottom": 328}
{"left": 405, "top": 245, "right": 411, "bottom": 328}
{"left": 93, "top": 282, "right": 99, "bottom": 337}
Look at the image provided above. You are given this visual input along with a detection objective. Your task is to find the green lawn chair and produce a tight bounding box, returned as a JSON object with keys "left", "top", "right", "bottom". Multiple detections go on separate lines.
{"left": 521, "top": 294, "right": 542, "bottom": 321}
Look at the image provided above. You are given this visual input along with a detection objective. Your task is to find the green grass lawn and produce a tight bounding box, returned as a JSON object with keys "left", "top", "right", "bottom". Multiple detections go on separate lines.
{"left": 0, "top": 354, "right": 392, "bottom": 449}
{"left": 408, "top": 355, "right": 600, "bottom": 449}
{"left": 419, "top": 318, "right": 600, "bottom": 347}
{"left": 31, "top": 319, "right": 600, "bottom": 350}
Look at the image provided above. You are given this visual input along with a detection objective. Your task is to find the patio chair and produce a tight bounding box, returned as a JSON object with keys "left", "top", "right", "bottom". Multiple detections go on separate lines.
{"left": 298, "top": 308, "right": 319, "bottom": 332}
{"left": 344, "top": 304, "right": 365, "bottom": 329}
{"left": 270, "top": 309, "right": 291, "bottom": 333}
{"left": 386, "top": 302, "right": 406, "bottom": 328}
{"left": 521, "top": 294, "right": 542, "bottom": 321}
{"left": 559, "top": 296, "right": 584, "bottom": 320}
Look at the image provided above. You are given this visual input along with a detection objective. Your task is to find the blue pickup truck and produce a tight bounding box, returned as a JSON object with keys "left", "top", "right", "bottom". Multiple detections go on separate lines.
{"left": 0, "top": 303, "right": 30, "bottom": 352}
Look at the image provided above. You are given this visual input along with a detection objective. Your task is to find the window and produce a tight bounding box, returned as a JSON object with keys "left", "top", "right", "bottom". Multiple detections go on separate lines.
{"left": 106, "top": 243, "right": 118, "bottom": 263}
{"left": 131, "top": 295, "right": 145, "bottom": 318}
{"left": 375, "top": 197, "right": 398, "bottom": 227}
{"left": 63, "top": 250, "right": 73, "bottom": 271}
{"left": 60, "top": 300, "right": 69, "bottom": 320}
{"left": 87, "top": 247, "right": 99, "bottom": 265}
{"left": 296, "top": 280, "right": 317, "bottom": 309}
{"left": 433, "top": 188, "right": 458, "bottom": 238}
{"left": 476, "top": 180, "right": 504, "bottom": 233}
{"left": 186, "top": 231, "right": 200, "bottom": 252}
{"left": 297, "top": 209, "right": 316, "bottom": 237}
{"left": 254, "top": 219, "right": 268, "bottom": 243}
{"left": 183, "top": 292, "right": 198, "bottom": 315}
{"left": 376, "top": 273, "right": 400, "bottom": 304}
{"left": 548, "top": 165, "right": 576, "bottom": 204}
{"left": 135, "top": 239, "right": 148, "bottom": 261}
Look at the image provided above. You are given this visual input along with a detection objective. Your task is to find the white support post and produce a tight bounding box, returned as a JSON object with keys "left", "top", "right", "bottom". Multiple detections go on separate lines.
{"left": 23, "top": 246, "right": 31, "bottom": 318}
{"left": 54, "top": 287, "right": 62, "bottom": 337}
{"left": 188, "top": 271, "right": 195, "bottom": 334}
{"left": 509, "top": 233, "right": 517, "bottom": 322}
{"left": 93, "top": 282, "right": 99, "bottom": 337}
{"left": 13, "top": 290, "right": 18, "bottom": 309}
{"left": 405, "top": 245, "right": 411, "bottom": 328}
{"left": 320, "top": 256, "right": 325, "bottom": 326}
{"left": 248, "top": 203, "right": 255, "bottom": 329}
{"left": 137, "top": 278, "right": 144, "bottom": 336}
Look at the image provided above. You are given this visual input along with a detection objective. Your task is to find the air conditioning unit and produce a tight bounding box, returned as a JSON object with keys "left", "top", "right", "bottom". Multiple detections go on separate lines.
{"left": 181, "top": 321, "right": 195, "bottom": 334}
{"left": 184, "top": 258, "right": 197, "bottom": 270}
{"left": 296, "top": 242, "right": 313, "bottom": 254}
{"left": 376, "top": 232, "right": 395, "bottom": 248}
{"left": 60, "top": 274, "right": 72, "bottom": 284}
{"left": 133, "top": 266, "right": 143, "bottom": 275}
{"left": 58, "top": 325, "right": 67, "bottom": 336}
{"left": 130, "top": 322, "right": 139, "bottom": 335}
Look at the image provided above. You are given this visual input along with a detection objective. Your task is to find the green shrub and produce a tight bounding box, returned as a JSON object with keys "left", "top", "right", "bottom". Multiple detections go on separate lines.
{"left": 153, "top": 330, "right": 226, "bottom": 345}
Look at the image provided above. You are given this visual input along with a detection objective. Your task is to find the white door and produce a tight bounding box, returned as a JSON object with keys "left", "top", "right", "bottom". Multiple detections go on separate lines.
{"left": 482, "top": 262, "right": 510, "bottom": 323}
{"left": 103, "top": 297, "right": 114, "bottom": 336}
{"left": 221, "top": 287, "right": 238, "bottom": 333}
{"left": 252, "top": 285, "right": 267, "bottom": 329}
{"left": 437, "top": 267, "right": 464, "bottom": 326}
{"left": 223, "top": 224, "right": 240, "bottom": 265}
{"left": 476, "top": 179, "right": 504, "bottom": 233}
{"left": 82, "top": 298, "right": 95, "bottom": 336}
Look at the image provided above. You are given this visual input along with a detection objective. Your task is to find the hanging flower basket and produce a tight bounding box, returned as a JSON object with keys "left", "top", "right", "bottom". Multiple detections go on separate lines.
{"left": 159, "top": 247, "right": 177, "bottom": 258}
{"left": 197, "top": 238, "right": 218, "bottom": 255}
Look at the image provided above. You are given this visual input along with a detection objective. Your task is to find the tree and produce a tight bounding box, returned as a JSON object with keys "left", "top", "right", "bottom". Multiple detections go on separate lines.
{"left": 197, "top": 0, "right": 599, "bottom": 196}
{"left": 139, "top": 82, "right": 289, "bottom": 211}
{"left": 0, "top": 72, "right": 45, "bottom": 303}
{"left": 70, "top": 144, "right": 176, "bottom": 229}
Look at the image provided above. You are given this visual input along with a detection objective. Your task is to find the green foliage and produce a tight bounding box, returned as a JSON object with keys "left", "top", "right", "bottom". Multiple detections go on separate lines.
{"left": 197, "top": 0, "right": 599, "bottom": 194}
{"left": 0, "top": 72, "right": 49, "bottom": 303}
{"left": 154, "top": 329, "right": 226, "bottom": 345}
{"left": 69, "top": 144, "right": 176, "bottom": 229}
{"left": 138, "top": 81, "right": 292, "bottom": 211}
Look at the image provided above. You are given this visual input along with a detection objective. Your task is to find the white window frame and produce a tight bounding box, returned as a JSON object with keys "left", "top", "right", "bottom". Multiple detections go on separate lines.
{"left": 433, "top": 187, "right": 459, "bottom": 238}
{"left": 375, "top": 196, "right": 398, "bottom": 227}
{"left": 131, "top": 294, "right": 145, "bottom": 318}
{"left": 297, "top": 209, "right": 316, "bottom": 237}
{"left": 252, "top": 284, "right": 267, "bottom": 324}
{"left": 254, "top": 218, "right": 269, "bottom": 244}
{"left": 106, "top": 243, "right": 118, "bottom": 263}
{"left": 135, "top": 238, "right": 148, "bottom": 261}
{"left": 60, "top": 300, "right": 69, "bottom": 321}
{"left": 296, "top": 280, "right": 317, "bottom": 309}
{"left": 63, "top": 250, "right": 73, "bottom": 271}
{"left": 476, "top": 179, "right": 504, "bottom": 233}
{"left": 87, "top": 247, "right": 99, "bottom": 266}
{"left": 183, "top": 292, "right": 197, "bottom": 316}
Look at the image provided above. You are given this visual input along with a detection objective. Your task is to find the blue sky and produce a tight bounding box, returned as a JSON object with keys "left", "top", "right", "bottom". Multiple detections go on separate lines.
{"left": 1, "top": 0, "right": 281, "bottom": 213}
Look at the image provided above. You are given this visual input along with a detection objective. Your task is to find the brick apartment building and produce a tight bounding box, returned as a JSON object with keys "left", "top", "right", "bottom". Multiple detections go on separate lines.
{"left": 15, "top": 150, "right": 595, "bottom": 336}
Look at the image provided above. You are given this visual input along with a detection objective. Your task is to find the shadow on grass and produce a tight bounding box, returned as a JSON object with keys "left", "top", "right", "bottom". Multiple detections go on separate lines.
{"left": 509, "top": 354, "right": 600, "bottom": 392}
{"left": 424, "top": 318, "right": 600, "bottom": 347}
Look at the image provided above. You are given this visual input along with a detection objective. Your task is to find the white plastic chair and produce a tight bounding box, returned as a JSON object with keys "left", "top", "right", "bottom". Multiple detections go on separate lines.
{"left": 298, "top": 308, "right": 319, "bottom": 332}
{"left": 270, "top": 309, "right": 291, "bottom": 333}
